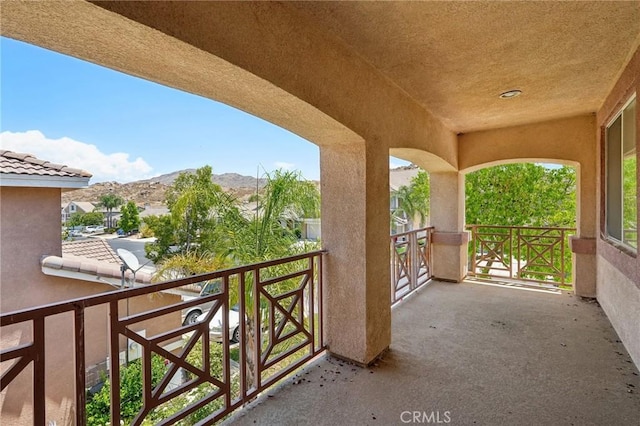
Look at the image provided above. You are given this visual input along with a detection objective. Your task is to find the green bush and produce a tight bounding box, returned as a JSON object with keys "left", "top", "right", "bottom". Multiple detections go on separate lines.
{"left": 87, "top": 341, "right": 228, "bottom": 425}
{"left": 86, "top": 356, "right": 167, "bottom": 425}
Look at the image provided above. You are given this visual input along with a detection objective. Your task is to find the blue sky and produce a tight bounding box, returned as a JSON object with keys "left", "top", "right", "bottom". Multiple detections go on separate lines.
{"left": 3, "top": 37, "right": 406, "bottom": 184}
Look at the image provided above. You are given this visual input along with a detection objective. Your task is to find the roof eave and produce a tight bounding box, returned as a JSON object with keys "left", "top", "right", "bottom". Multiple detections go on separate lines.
{"left": 41, "top": 264, "right": 123, "bottom": 288}
{"left": 1, "top": 174, "right": 91, "bottom": 189}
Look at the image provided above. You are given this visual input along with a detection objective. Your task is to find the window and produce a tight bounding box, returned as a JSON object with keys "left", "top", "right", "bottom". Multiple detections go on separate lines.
{"left": 606, "top": 96, "right": 637, "bottom": 251}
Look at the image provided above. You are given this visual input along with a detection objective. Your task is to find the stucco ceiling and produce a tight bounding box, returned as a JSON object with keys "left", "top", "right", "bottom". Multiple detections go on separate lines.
{"left": 290, "top": 1, "right": 640, "bottom": 133}
{"left": 2, "top": 1, "right": 639, "bottom": 139}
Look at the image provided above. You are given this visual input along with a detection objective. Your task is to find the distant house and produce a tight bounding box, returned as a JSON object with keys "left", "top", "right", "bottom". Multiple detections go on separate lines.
{"left": 390, "top": 166, "right": 424, "bottom": 234}
{"left": 61, "top": 200, "right": 96, "bottom": 223}
{"left": 0, "top": 151, "right": 180, "bottom": 425}
{"left": 300, "top": 218, "right": 321, "bottom": 240}
{"left": 139, "top": 204, "right": 170, "bottom": 218}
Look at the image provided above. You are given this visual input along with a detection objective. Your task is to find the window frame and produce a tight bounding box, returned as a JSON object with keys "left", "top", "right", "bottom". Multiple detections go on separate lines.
{"left": 605, "top": 94, "right": 637, "bottom": 254}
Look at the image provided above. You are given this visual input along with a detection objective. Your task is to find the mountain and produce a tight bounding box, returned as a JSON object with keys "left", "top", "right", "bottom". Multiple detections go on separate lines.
{"left": 61, "top": 169, "right": 268, "bottom": 206}
{"left": 62, "top": 167, "right": 409, "bottom": 207}
{"left": 139, "top": 170, "right": 267, "bottom": 189}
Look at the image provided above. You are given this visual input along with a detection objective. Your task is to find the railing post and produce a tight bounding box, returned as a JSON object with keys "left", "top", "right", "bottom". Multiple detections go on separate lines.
{"left": 513, "top": 227, "right": 518, "bottom": 280}
{"left": 239, "top": 271, "right": 247, "bottom": 400}
{"left": 561, "top": 229, "right": 566, "bottom": 286}
{"left": 33, "top": 318, "right": 45, "bottom": 425}
{"left": 390, "top": 236, "right": 396, "bottom": 305}
{"left": 410, "top": 231, "right": 418, "bottom": 292}
{"left": 469, "top": 226, "right": 477, "bottom": 275}
{"left": 109, "top": 301, "right": 121, "bottom": 426}
{"left": 252, "top": 267, "right": 261, "bottom": 391}
{"left": 74, "top": 307, "right": 86, "bottom": 426}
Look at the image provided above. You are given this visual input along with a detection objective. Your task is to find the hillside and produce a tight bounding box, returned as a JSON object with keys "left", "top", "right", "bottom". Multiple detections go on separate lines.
{"left": 138, "top": 170, "right": 267, "bottom": 189}
{"left": 62, "top": 166, "right": 415, "bottom": 207}
{"left": 61, "top": 170, "right": 267, "bottom": 206}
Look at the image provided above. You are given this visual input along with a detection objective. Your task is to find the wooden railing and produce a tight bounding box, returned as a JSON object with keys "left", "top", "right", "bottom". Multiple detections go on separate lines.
{"left": 1, "top": 251, "right": 325, "bottom": 425}
{"left": 391, "top": 227, "right": 434, "bottom": 305}
{"left": 466, "top": 225, "right": 575, "bottom": 286}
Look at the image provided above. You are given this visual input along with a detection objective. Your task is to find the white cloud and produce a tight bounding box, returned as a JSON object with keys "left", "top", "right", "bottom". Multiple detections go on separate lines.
{"left": 0, "top": 130, "right": 153, "bottom": 183}
{"left": 274, "top": 161, "right": 295, "bottom": 170}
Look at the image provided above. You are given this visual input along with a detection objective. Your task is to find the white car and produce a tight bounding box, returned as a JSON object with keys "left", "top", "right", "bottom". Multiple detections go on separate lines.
{"left": 197, "top": 307, "right": 240, "bottom": 343}
{"left": 85, "top": 225, "right": 105, "bottom": 233}
{"left": 182, "top": 281, "right": 221, "bottom": 325}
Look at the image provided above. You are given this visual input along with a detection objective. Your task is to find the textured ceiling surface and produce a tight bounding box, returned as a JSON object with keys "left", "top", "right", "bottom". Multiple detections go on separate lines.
{"left": 291, "top": 1, "right": 640, "bottom": 133}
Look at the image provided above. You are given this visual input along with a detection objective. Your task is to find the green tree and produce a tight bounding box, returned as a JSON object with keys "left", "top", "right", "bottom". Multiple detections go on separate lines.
{"left": 222, "top": 169, "right": 320, "bottom": 388}
{"left": 67, "top": 211, "right": 104, "bottom": 227}
{"left": 98, "top": 193, "right": 124, "bottom": 229}
{"left": 120, "top": 201, "right": 141, "bottom": 233}
{"left": 465, "top": 163, "right": 577, "bottom": 283}
{"left": 465, "top": 163, "right": 576, "bottom": 227}
{"left": 150, "top": 168, "right": 320, "bottom": 391}
{"left": 229, "top": 169, "right": 320, "bottom": 263}
{"left": 153, "top": 252, "right": 231, "bottom": 282}
{"left": 143, "top": 214, "right": 176, "bottom": 262}
{"left": 144, "top": 166, "right": 239, "bottom": 262}
{"left": 393, "top": 170, "right": 430, "bottom": 231}
{"left": 623, "top": 154, "right": 637, "bottom": 247}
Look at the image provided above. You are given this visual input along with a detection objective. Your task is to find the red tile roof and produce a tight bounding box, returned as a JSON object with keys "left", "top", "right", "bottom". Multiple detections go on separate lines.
{"left": 0, "top": 150, "right": 92, "bottom": 178}
{"left": 62, "top": 239, "right": 121, "bottom": 264}
{"left": 41, "top": 239, "right": 152, "bottom": 284}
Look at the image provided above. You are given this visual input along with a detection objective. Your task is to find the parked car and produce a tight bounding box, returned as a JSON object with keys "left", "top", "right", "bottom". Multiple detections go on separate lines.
{"left": 182, "top": 280, "right": 222, "bottom": 325}
{"left": 117, "top": 228, "right": 139, "bottom": 237}
{"left": 69, "top": 229, "right": 83, "bottom": 237}
{"left": 197, "top": 306, "right": 241, "bottom": 343}
{"left": 85, "top": 225, "right": 105, "bottom": 233}
{"left": 182, "top": 280, "right": 242, "bottom": 342}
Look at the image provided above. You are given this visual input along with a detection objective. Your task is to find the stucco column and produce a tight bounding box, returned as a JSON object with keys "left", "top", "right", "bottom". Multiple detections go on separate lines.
{"left": 320, "top": 142, "right": 390, "bottom": 365}
{"left": 430, "top": 172, "right": 468, "bottom": 282}
{"left": 570, "top": 163, "right": 598, "bottom": 297}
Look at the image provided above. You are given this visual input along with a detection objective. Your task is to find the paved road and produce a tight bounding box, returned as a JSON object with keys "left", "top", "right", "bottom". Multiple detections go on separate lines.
{"left": 105, "top": 238, "right": 153, "bottom": 267}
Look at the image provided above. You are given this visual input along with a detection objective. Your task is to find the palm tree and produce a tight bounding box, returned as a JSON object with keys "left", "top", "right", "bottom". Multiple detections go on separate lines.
{"left": 152, "top": 168, "right": 320, "bottom": 389}
{"left": 392, "top": 171, "right": 430, "bottom": 231}
{"left": 225, "top": 169, "right": 320, "bottom": 387}
{"left": 231, "top": 169, "right": 320, "bottom": 262}
{"left": 98, "top": 193, "right": 124, "bottom": 229}
{"left": 393, "top": 185, "right": 417, "bottom": 231}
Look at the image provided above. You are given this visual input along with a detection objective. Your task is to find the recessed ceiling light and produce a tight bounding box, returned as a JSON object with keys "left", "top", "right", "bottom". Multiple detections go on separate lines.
{"left": 499, "top": 90, "right": 522, "bottom": 99}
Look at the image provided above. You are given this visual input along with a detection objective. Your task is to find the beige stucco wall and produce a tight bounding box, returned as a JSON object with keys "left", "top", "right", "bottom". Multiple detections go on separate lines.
{"left": 597, "top": 257, "right": 640, "bottom": 367}
{"left": 320, "top": 142, "right": 391, "bottom": 364}
{"left": 458, "top": 114, "right": 598, "bottom": 296}
{"left": 430, "top": 172, "right": 468, "bottom": 282}
{"left": 0, "top": 1, "right": 465, "bottom": 368}
{"left": 595, "top": 46, "right": 640, "bottom": 369}
{"left": 1, "top": 187, "right": 63, "bottom": 311}
{"left": 0, "top": 187, "right": 181, "bottom": 425}
{"left": 459, "top": 114, "right": 597, "bottom": 237}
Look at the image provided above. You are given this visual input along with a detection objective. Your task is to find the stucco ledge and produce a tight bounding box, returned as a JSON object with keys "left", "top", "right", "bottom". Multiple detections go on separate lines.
{"left": 431, "top": 232, "right": 470, "bottom": 246}
{"left": 570, "top": 237, "right": 596, "bottom": 255}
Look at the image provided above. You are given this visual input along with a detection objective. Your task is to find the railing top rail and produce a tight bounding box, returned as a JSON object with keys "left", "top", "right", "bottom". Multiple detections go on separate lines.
{"left": 391, "top": 227, "right": 434, "bottom": 239}
{"left": 465, "top": 224, "right": 576, "bottom": 232}
{"left": 1, "top": 250, "right": 326, "bottom": 326}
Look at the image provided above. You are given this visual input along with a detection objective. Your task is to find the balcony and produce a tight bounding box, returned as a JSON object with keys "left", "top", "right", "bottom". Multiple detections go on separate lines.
{"left": 466, "top": 225, "right": 576, "bottom": 287}
{"left": 1, "top": 252, "right": 325, "bottom": 425}
{"left": 229, "top": 280, "right": 640, "bottom": 425}
{"left": 2, "top": 228, "right": 639, "bottom": 424}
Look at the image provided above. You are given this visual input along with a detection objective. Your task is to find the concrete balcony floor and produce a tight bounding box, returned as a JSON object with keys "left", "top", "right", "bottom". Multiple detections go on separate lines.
{"left": 226, "top": 280, "right": 640, "bottom": 425}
